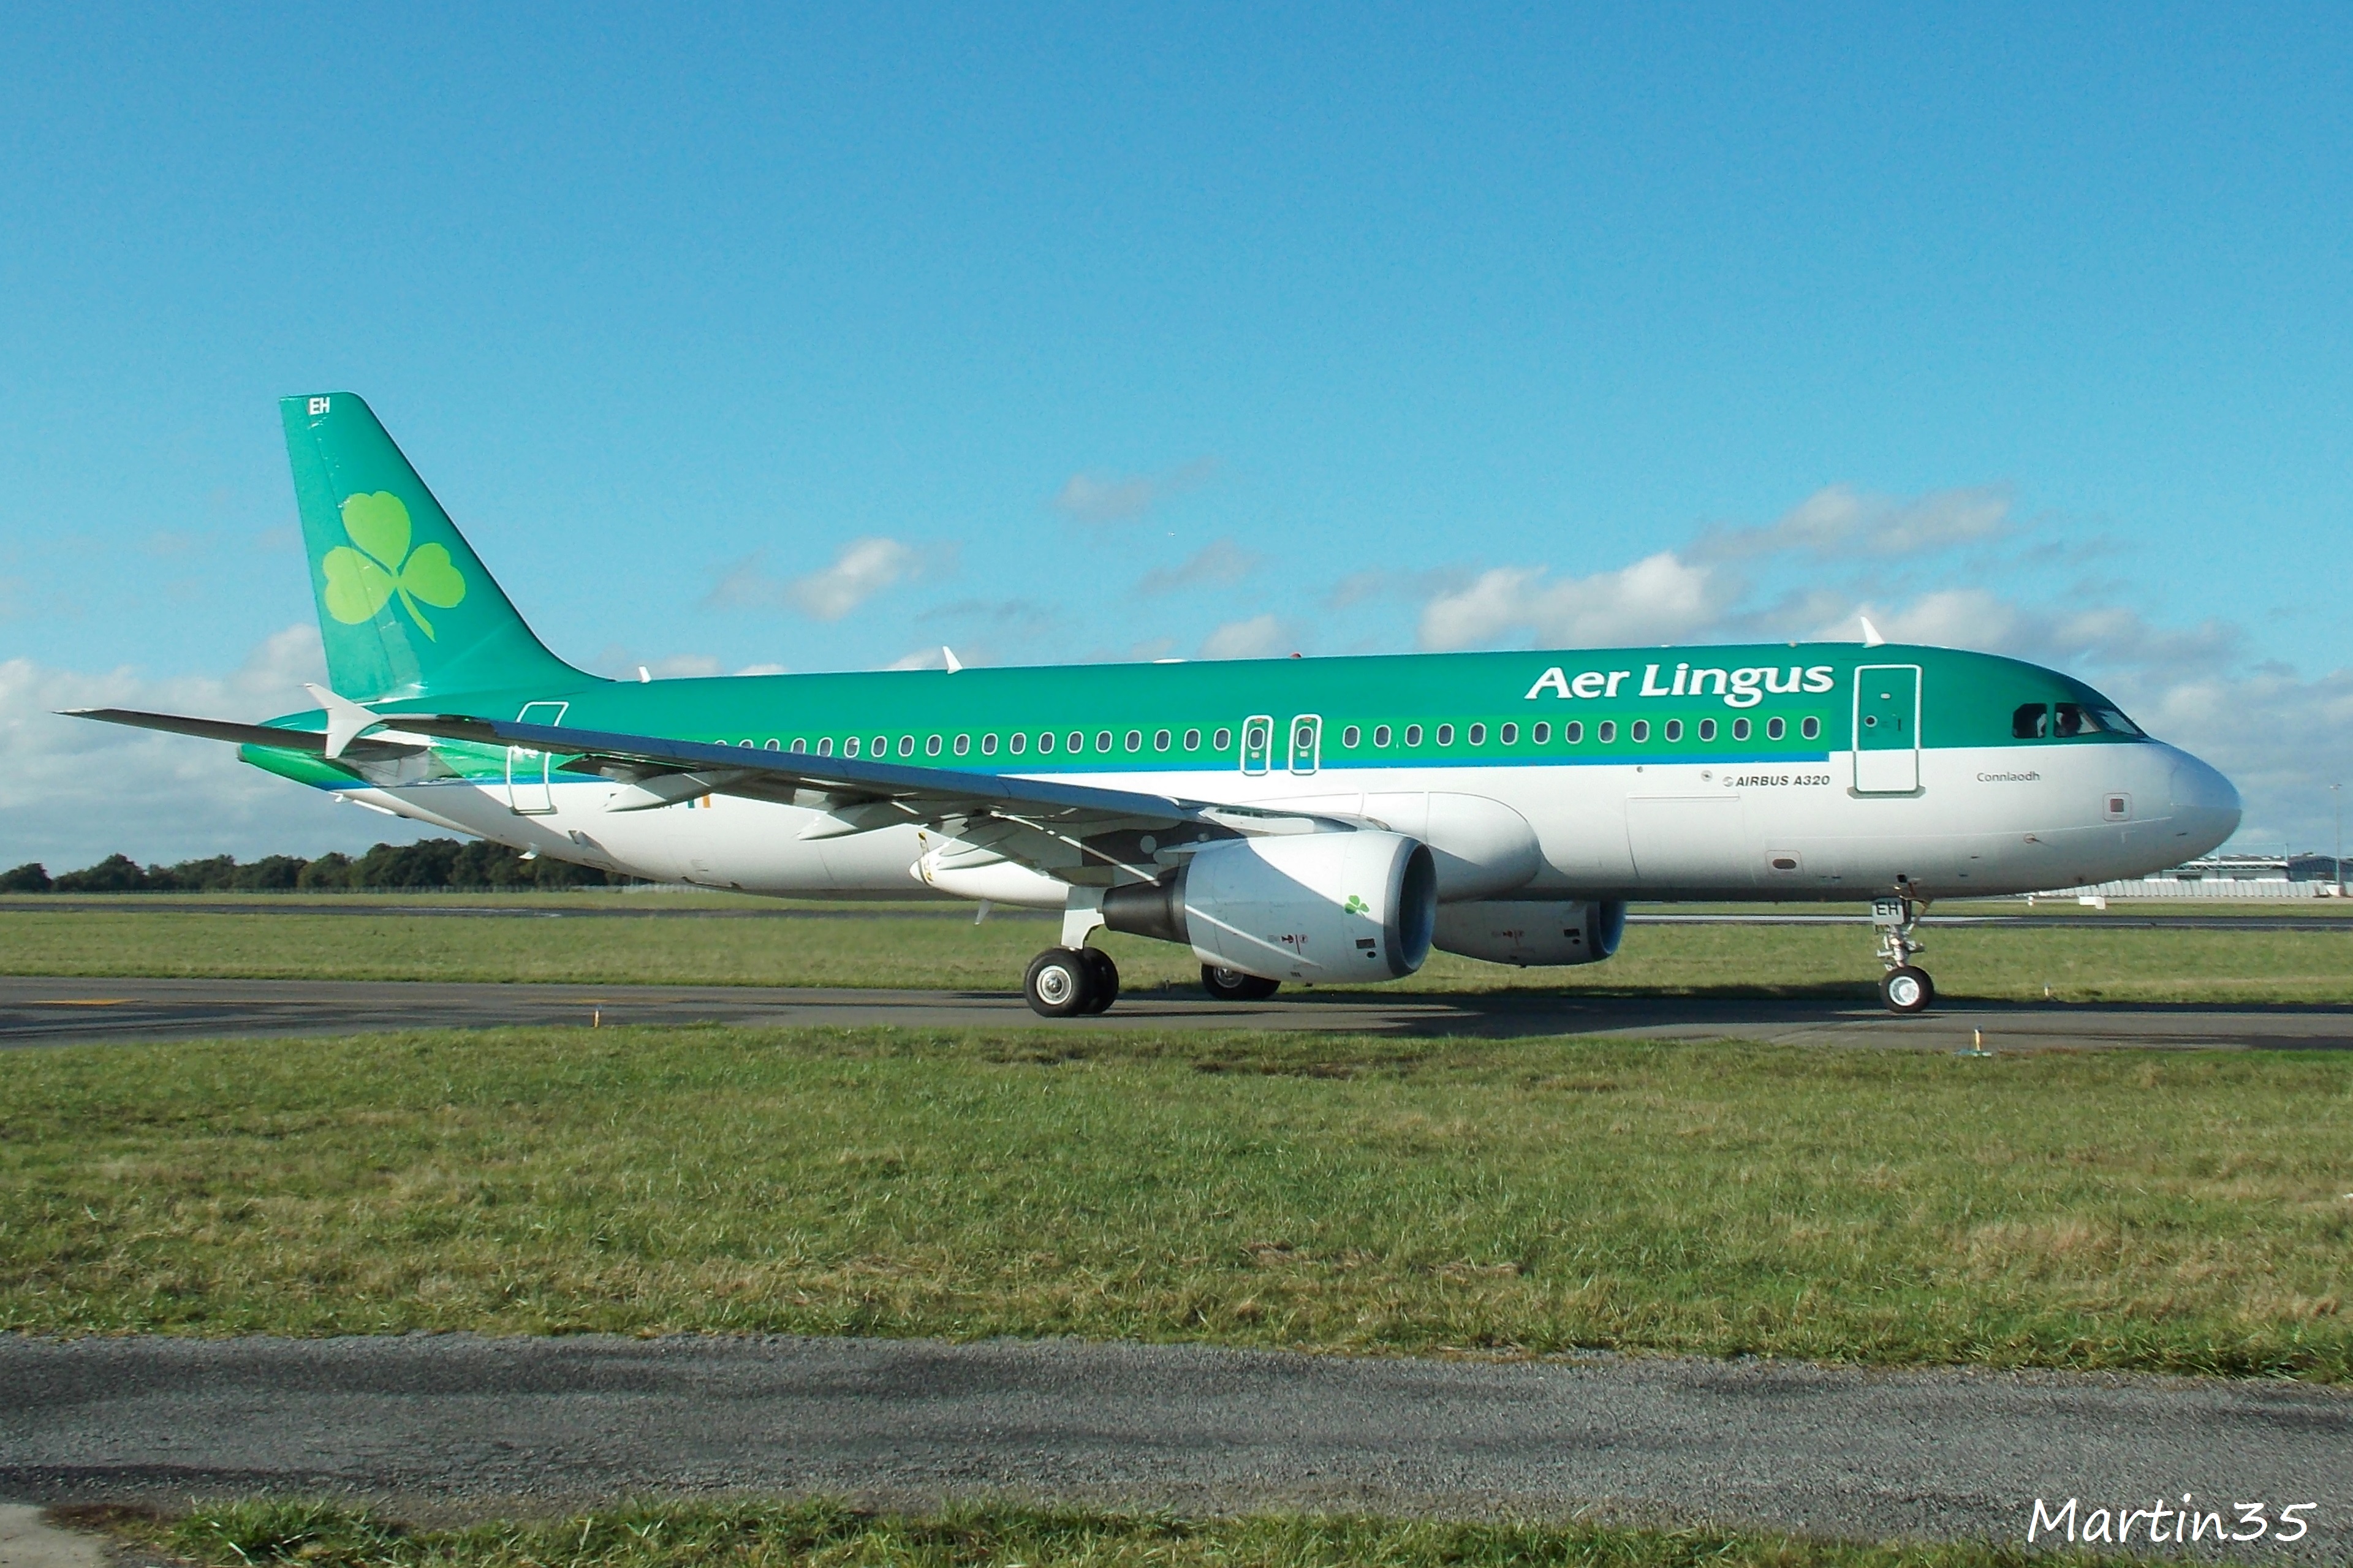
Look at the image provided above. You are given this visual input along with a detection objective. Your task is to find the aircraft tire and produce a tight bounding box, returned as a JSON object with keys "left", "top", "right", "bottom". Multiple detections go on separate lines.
{"left": 1025, "top": 947, "right": 1096, "bottom": 1017}
{"left": 1200, "top": 963, "right": 1281, "bottom": 1002}
{"left": 1080, "top": 947, "right": 1120, "bottom": 1013}
{"left": 1879, "top": 965, "right": 1934, "bottom": 1013}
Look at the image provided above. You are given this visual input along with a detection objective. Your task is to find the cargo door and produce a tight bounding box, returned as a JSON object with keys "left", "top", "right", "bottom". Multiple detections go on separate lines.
{"left": 506, "top": 700, "right": 567, "bottom": 814}
{"left": 1852, "top": 665, "right": 1921, "bottom": 793}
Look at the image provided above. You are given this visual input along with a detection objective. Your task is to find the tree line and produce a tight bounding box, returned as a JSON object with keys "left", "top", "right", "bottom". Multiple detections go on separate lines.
{"left": 0, "top": 840, "right": 630, "bottom": 893}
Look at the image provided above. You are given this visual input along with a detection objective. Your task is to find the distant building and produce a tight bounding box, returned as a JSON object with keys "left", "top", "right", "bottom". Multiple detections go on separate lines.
{"left": 2031, "top": 852, "right": 2344, "bottom": 901}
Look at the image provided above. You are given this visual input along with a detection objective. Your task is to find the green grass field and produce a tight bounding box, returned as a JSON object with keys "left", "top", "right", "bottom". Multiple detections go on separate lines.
{"left": 6, "top": 897, "right": 2353, "bottom": 1000}
{"left": 97, "top": 1496, "right": 2188, "bottom": 1568}
{"left": 4, "top": 1024, "right": 2346, "bottom": 1377}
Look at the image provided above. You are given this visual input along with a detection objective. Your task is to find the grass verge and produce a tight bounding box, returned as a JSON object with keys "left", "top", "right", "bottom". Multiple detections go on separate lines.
{"left": 94, "top": 1496, "right": 2191, "bottom": 1568}
{"left": 6, "top": 906, "right": 2353, "bottom": 1000}
{"left": 4, "top": 1026, "right": 2346, "bottom": 1376}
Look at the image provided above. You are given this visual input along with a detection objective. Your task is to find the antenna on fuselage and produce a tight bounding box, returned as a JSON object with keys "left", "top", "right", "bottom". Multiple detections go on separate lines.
{"left": 942, "top": 646, "right": 963, "bottom": 673}
{"left": 1859, "top": 615, "right": 1887, "bottom": 648}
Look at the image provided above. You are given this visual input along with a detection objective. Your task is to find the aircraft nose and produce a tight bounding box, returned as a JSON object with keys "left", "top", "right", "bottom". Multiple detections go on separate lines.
{"left": 2165, "top": 746, "right": 2241, "bottom": 858}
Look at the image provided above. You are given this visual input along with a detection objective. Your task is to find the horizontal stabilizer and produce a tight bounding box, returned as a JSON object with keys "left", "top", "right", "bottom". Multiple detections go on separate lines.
{"left": 62, "top": 707, "right": 423, "bottom": 761}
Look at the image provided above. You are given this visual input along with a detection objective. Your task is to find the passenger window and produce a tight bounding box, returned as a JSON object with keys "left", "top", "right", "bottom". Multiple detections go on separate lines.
{"left": 2014, "top": 703, "right": 2050, "bottom": 740}
{"left": 1532, "top": 721, "right": 1549, "bottom": 743}
{"left": 1067, "top": 731, "right": 1084, "bottom": 752}
{"left": 898, "top": 736, "right": 915, "bottom": 757}
{"left": 817, "top": 737, "right": 833, "bottom": 756}
{"left": 1732, "top": 718, "right": 1750, "bottom": 741}
{"left": 953, "top": 735, "right": 970, "bottom": 756}
{"left": 1009, "top": 732, "right": 1026, "bottom": 754}
{"left": 1766, "top": 717, "right": 1786, "bottom": 740}
{"left": 1437, "top": 723, "right": 1455, "bottom": 745}
{"left": 1124, "top": 729, "right": 1142, "bottom": 752}
{"left": 1154, "top": 729, "right": 1171, "bottom": 751}
{"left": 1598, "top": 720, "right": 1616, "bottom": 743}
{"left": 871, "top": 735, "right": 886, "bottom": 758}
{"left": 1801, "top": 716, "right": 1820, "bottom": 740}
{"left": 1037, "top": 732, "right": 1055, "bottom": 754}
{"left": 1468, "top": 722, "right": 1485, "bottom": 744}
{"left": 767, "top": 738, "right": 781, "bottom": 751}
{"left": 1698, "top": 718, "right": 1715, "bottom": 741}
{"left": 1405, "top": 724, "right": 1423, "bottom": 746}
{"left": 1214, "top": 727, "right": 1232, "bottom": 751}
{"left": 981, "top": 733, "right": 998, "bottom": 756}
{"left": 1564, "top": 720, "right": 1582, "bottom": 743}
{"left": 1342, "top": 725, "right": 1360, "bottom": 747}
{"left": 1183, "top": 728, "right": 1200, "bottom": 749}
{"left": 1096, "top": 730, "right": 1113, "bottom": 752}
{"left": 1374, "top": 724, "right": 1392, "bottom": 746}
{"left": 1664, "top": 719, "right": 1683, "bottom": 741}
{"left": 1631, "top": 720, "right": 1649, "bottom": 742}
{"left": 926, "top": 735, "right": 942, "bottom": 756}
{"left": 844, "top": 737, "right": 860, "bottom": 757}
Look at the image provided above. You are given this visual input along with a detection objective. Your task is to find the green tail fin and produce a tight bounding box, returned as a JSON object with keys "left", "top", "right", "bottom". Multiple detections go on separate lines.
{"left": 281, "top": 392, "right": 591, "bottom": 703}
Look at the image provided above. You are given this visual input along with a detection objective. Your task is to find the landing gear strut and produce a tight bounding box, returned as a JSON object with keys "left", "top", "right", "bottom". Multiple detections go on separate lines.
{"left": 1871, "top": 895, "right": 1934, "bottom": 1013}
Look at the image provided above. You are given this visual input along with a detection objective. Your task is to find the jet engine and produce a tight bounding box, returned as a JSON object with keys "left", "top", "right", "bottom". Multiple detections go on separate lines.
{"left": 1433, "top": 899, "right": 1627, "bottom": 966}
{"left": 1102, "top": 830, "right": 1437, "bottom": 983}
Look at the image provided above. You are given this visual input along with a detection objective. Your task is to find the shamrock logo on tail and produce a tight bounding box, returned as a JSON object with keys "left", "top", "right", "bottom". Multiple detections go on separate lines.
{"left": 321, "top": 492, "right": 466, "bottom": 639}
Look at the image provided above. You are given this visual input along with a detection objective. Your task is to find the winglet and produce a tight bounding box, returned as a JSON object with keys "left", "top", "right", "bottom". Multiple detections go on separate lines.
{"left": 942, "top": 646, "right": 963, "bottom": 673}
{"left": 305, "top": 682, "right": 385, "bottom": 759}
{"left": 1859, "top": 615, "right": 1887, "bottom": 648}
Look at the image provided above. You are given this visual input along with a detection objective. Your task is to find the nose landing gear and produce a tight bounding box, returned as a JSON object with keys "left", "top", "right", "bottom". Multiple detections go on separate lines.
{"left": 1872, "top": 895, "right": 1934, "bottom": 1013}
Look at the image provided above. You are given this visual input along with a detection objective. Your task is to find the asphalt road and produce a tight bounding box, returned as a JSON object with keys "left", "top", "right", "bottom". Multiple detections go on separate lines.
{"left": 2, "top": 1335, "right": 2345, "bottom": 1555}
{"left": 5, "top": 973, "right": 2352, "bottom": 1050}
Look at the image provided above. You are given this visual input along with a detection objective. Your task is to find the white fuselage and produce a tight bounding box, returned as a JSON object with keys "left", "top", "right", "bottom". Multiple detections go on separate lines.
{"left": 339, "top": 736, "right": 2240, "bottom": 905}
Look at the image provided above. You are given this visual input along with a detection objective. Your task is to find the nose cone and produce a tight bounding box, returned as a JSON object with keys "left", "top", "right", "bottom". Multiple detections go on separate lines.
{"left": 2165, "top": 746, "right": 2241, "bottom": 859}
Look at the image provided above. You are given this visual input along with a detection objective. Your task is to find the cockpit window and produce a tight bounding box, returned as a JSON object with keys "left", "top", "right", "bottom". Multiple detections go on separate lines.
{"left": 2095, "top": 707, "right": 2144, "bottom": 737}
{"left": 2012, "top": 703, "right": 2049, "bottom": 740}
{"left": 2054, "top": 703, "right": 2090, "bottom": 737}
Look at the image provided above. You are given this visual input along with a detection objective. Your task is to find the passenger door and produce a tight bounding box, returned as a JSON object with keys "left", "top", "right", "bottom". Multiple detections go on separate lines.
{"left": 1286, "top": 713, "right": 1321, "bottom": 776}
{"left": 506, "top": 700, "right": 567, "bottom": 814}
{"left": 1240, "top": 713, "right": 1273, "bottom": 776}
{"left": 1852, "top": 665, "right": 1921, "bottom": 793}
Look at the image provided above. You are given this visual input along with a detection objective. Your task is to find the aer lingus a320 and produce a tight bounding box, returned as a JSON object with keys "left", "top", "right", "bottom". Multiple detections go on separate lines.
{"left": 74, "top": 394, "right": 2243, "bottom": 1014}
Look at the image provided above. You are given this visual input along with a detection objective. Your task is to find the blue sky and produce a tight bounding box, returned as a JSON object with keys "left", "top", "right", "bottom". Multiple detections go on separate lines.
{"left": 4, "top": 4, "right": 2351, "bottom": 864}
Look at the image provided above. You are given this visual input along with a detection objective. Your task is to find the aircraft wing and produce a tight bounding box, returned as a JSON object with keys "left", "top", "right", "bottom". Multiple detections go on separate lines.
{"left": 66, "top": 706, "right": 1344, "bottom": 881}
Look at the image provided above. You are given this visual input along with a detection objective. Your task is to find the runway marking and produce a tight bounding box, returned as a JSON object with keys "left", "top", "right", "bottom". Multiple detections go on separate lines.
{"left": 28, "top": 999, "right": 132, "bottom": 1007}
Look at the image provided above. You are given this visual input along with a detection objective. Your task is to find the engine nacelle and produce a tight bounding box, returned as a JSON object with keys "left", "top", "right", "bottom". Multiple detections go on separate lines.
{"left": 1433, "top": 899, "right": 1627, "bottom": 966}
{"left": 1102, "top": 831, "right": 1437, "bottom": 983}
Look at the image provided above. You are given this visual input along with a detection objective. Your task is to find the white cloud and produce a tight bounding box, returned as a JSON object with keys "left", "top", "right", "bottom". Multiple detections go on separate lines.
{"left": 0, "top": 626, "right": 431, "bottom": 871}
{"left": 1137, "top": 539, "right": 1260, "bottom": 597}
{"left": 1418, "top": 551, "right": 1733, "bottom": 651}
{"left": 1200, "top": 614, "right": 1293, "bottom": 661}
{"left": 1053, "top": 458, "right": 1216, "bottom": 523}
{"left": 707, "top": 538, "right": 925, "bottom": 620}
{"left": 1696, "top": 483, "right": 2014, "bottom": 561}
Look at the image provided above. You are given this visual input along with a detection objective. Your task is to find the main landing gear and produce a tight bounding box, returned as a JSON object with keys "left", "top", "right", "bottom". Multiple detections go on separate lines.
{"left": 1872, "top": 895, "right": 1934, "bottom": 1013}
{"left": 1023, "top": 945, "right": 1120, "bottom": 1017}
{"left": 1200, "top": 964, "right": 1280, "bottom": 1002}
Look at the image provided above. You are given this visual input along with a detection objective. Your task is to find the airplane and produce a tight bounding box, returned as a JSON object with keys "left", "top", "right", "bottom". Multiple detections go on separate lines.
{"left": 71, "top": 393, "right": 2243, "bottom": 1015}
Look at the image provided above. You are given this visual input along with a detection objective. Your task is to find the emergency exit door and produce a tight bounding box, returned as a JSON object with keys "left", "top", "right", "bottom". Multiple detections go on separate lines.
{"left": 506, "top": 700, "right": 567, "bottom": 814}
{"left": 1852, "top": 666, "right": 1920, "bottom": 793}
